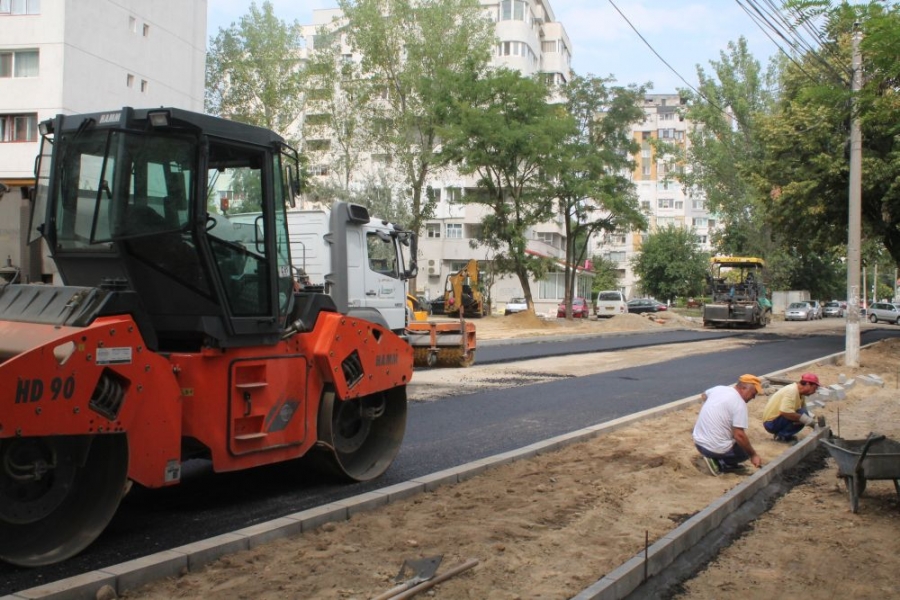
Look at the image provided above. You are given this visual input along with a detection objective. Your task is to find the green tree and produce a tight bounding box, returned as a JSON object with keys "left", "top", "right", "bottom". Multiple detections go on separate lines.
{"left": 590, "top": 256, "right": 623, "bottom": 295}
{"left": 206, "top": 1, "right": 305, "bottom": 138}
{"left": 681, "top": 37, "right": 778, "bottom": 257}
{"left": 755, "top": 2, "right": 900, "bottom": 266}
{"left": 551, "top": 75, "right": 647, "bottom": 317}
{"left": 338, "top": 0, "right": 495, "bottom": 288}
{"left": 631, "top": 225, "right": 708, "bottom": 302}
{"left": 439, "top": 69, "right": 573, "bottom": 312}
{"left": 301, "top": 25, "right": 372, "bottom": 197}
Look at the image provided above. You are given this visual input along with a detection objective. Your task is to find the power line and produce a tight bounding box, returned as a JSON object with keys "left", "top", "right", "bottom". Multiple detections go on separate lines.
{"left": 605, "top": 0, "right": 730, "bottom": 118}
{"left": 738, "top": 0, "right": 850, "bottom": 85}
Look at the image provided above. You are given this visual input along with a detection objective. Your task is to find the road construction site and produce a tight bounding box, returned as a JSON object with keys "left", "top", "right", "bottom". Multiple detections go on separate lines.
{"left": 5, "top": 314, "right": 899, "bottom": 600}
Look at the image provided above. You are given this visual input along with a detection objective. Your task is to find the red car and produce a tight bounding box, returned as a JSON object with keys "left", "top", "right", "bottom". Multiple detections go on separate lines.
{"left": 557, "top": 297, "right": 590, "bottom": 318}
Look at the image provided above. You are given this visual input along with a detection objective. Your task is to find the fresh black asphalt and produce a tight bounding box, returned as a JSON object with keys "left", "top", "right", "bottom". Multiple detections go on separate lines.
{"left": 3, "top": 327, "right": 898, "bottom": 595}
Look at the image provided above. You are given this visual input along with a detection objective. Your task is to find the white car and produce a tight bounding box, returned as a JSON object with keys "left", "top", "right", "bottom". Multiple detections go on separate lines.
{"left": 504, "top": 297, "right": 528, "bottom": 315}
{"left": 594, "top": 290, "right": 627, "bottom": 318}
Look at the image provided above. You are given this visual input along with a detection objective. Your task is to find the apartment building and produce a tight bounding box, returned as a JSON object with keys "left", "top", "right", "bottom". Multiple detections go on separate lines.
{"left": 300, "top": 0, "right": 589, "bottom": 315}
{"left": 0, "top": 0, "right": 207, "bottom": 283}
{"left": 591, "top": 93, "right": 717, "bottom": 298}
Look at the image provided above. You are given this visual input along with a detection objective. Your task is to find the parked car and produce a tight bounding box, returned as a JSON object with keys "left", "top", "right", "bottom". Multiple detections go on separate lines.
{"left": 867, "top": 302, "right": 900, "bottom": 324}
{"left": 627, "top": 298, "right": 664, "bottom": 314}
{"left": 785, "top": 301, "right": 814, "bottom": 321}
{"left": 806, "top": 300, "right": 823, "bottom": 319}
{"left": 823, "top": 301, "right": 844, "bottom": 318}
{"left": 558, "top": 297, "right": 590, "bottom": 319}
{"left": 504, "top": 297, "right": 528, "bottom": 315}
{"left": 594, "top": 290, "right": 627, "bottom": 318}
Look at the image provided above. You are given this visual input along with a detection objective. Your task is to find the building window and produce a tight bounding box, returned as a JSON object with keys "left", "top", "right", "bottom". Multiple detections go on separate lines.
{"left": 142, "top": 23, "right": 150, "bottom": 37}
{"left": 445, "top": 223, "right": 462, "bottom": 239}
{"left": 126, "top": 74, "right": 134, "bottom": 87}
{"left": 309, "top": 165, "right": 329, "bottom": 176}
{"left": 0, "top": 49, "right": 38, "bottom": 77}
{"left": 696, "top": 235, "right": 708, "bottom": 244}
{"left": 426, "top": 223, "right": 441, "bottom": 239}
{"left": 692, "top": 217, "right": 708, "bottom": 227}
{"left": 542, "top": 40, "right": 557, "bottom": 53}
{"left": 1, "top": 0, "right": 40, "bottom": 15}
{"left": 708, "top": 219, "right": 716, "bottom": 228}
{"left": 656, "top": 216, "right": 675, "bottom": 227}
{"left": 445, "top": 187, "right": 461, "bottom": 203}
{"left": 674, "top": 200, "right": 684, "bottom": 210}
{"left": 0, "top": 113, "right": 38, "bottom": 142}
{"left": 692, "top": 199, "right": 706, "bottom": 210}
{"left": 129, "top": 16, "right": 136, "bottom": 32}
{"left": 605, "top": 251, "right": 626, "bottom": 263}
{"left": 658, "top": 198, "right": 673, "bottom": 209}
{"left": 500, "top": 0, "right": 527, "bottom": 21}
{"left": 140, "top": 79, "right": 148, "bottom": 92}
{"left": 640, "top": 200, "right": 651, "bottom": 213}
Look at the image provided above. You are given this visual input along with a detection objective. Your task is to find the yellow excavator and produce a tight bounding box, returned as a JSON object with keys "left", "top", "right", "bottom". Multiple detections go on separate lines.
{"left": 444, "top": 259, "right": 487, "bottom": 318}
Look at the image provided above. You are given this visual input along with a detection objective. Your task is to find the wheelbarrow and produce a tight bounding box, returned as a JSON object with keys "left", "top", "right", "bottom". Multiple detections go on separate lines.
{"left": 820, "top": 432, "right": 900, "bottom": 513}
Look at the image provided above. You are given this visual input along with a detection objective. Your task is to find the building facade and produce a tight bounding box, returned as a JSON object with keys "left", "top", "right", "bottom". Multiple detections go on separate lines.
{"left": 591, "top": 93, "right": 717, "bottom": 299}
{"left": 0, "top": 0, "right": 207, "bottom": 282}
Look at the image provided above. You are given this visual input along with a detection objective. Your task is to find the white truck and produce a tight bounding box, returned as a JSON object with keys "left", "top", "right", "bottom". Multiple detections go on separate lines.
{"left": 281, "top": 202, "right": 476, "bottom": 367}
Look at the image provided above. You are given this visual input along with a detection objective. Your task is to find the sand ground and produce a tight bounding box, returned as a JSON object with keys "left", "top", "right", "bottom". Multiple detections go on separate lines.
{"left": 125, "top": 312, "right": 900, "bottom": 599}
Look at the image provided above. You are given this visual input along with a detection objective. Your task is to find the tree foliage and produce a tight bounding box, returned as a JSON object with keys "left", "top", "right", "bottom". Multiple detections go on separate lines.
{"left": 301, "top": 25, "right": 372, "bottom": 197}
{"left": 681, "top": 37, "right": 778, "bottom": 258}
{"left": 631, "top": 225, "right": 708, "bottom": 302}
{"left": 551, "top": 75, "right": 648, "bottom": 314}
{"left": 754, "top": 2, "right": 900, "bottom": 266}
{"left": 590, "top": 256, "right": 623, "bottom": 295}
{"left": 206, "top": 1, "right": 305, "bottom": 139}
{"left": 337, "top": 0, "right": 495, "bottom": 279}
{"left": 439, "top": 69, "right": 573, "bottom": 311}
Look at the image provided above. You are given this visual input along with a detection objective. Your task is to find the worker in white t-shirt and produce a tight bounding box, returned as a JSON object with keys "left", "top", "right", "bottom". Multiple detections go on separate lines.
{"left": 693, "top": 374, "right": 764, "bottom": 476}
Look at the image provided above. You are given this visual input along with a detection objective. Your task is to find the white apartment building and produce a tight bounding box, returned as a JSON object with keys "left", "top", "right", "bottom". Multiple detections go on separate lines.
{"left": 591, "top": 94, "right": 717, "bottom": 299}
{"left": 300, "top": 0, "right": 589, "bottom": 315}
{"left": 0, "top": 0, "right": 207, "bottom": 283}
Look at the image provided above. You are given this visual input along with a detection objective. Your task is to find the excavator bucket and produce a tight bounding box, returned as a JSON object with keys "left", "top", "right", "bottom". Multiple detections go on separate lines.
{"left": 407, "top": 320, "right": 476, "bottom": 368}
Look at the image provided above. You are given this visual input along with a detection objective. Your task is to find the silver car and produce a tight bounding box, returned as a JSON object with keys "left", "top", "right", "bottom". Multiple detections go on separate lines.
{"left": 867, "top": 302, "right": 900, "bottom": 324}
{"left": 823, "top": 301, "right": 843, "bottom": 318}
{"left": 785, "top": 301, "right": 814, "bottom": 321}
{"left": 806, "top": 300, "right": 823, "bottom": 319}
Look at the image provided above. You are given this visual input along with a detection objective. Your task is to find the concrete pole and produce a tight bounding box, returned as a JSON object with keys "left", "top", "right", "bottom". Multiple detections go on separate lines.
{"left": 845, "top": 25, "right": 862, "bottom": 367}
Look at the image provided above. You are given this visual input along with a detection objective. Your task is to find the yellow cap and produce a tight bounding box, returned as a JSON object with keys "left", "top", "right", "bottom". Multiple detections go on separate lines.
{"left": 738, "top": 374, "right": 763, "bottom": 394}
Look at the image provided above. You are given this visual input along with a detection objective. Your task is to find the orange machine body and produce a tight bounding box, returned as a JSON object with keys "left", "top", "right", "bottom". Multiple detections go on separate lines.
{"left": 0, "top": 312, "right": 413, "bottom": 489}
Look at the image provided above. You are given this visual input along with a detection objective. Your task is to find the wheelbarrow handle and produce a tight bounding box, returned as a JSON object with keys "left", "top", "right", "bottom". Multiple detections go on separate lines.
{"left": 854, "top": 433, "right": 886, "bottom": 474}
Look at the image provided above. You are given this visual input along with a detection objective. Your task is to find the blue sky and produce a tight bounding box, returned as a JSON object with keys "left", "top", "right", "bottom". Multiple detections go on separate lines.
{"left": 207, "top": 0, "right": 783, "bottom": 94}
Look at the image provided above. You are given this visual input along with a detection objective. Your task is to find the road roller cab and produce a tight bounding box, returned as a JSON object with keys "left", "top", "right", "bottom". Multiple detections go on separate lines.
{"left": 0, "top": 108, "right": 413, "bottom": 567}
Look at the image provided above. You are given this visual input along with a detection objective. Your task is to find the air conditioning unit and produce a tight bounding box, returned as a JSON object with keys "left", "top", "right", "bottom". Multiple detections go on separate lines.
{"left": 428, "top": 260, "right": 435, "bottom": 266}
{"left": 428, "top": 267, "right": 436, "bottom": 274}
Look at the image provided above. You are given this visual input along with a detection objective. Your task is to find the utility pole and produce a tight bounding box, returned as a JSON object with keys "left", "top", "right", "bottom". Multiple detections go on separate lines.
{"left": 845, "top": 24, "right": 862, "bottom": 367}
